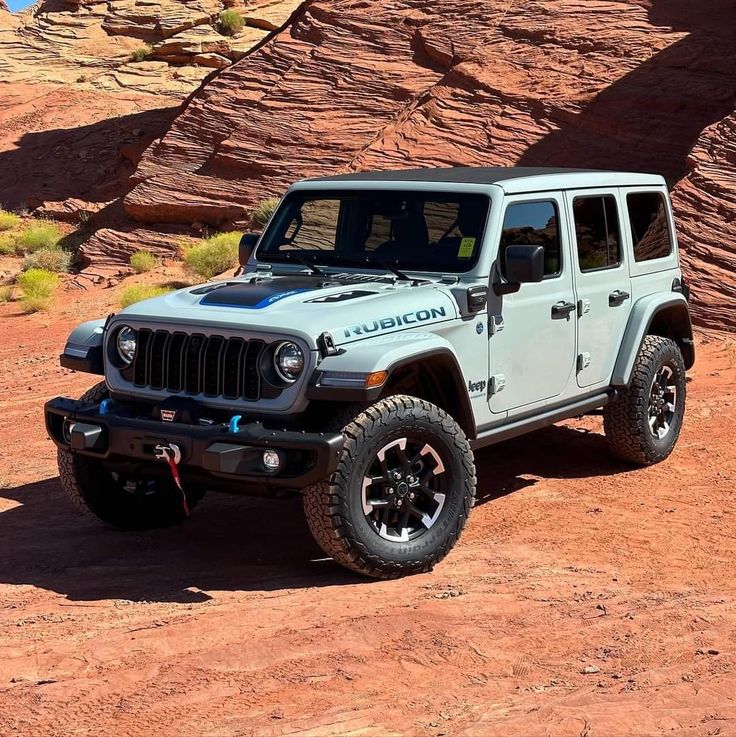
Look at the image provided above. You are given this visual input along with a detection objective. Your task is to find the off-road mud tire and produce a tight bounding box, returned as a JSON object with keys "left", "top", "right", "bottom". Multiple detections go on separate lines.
{"left": 303, "top": 395, "right": 476, "bottom": 579}
{"left": 604, "top": 336, "right": 686, "bottom": 466}
{"left": 58, "top": 382, "right": 204, "bottom": 529}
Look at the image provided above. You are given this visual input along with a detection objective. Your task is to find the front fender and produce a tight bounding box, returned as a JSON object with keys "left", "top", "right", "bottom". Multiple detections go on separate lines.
{"left": 317, "top": 331, "right": 458, "bottom": 375}
{"left": 612, "top": 293, "right": 694, "bottom": 386}
{"left": 307, "top": 330, "right": 473, "bottom": 426}
{"left": 60, "top": 318, "right": 107, "bottom": 375}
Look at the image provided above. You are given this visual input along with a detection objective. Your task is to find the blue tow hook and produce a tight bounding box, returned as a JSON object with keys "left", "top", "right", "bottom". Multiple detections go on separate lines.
{"left": 229, "top": 415, "right": 242, "bottom": 434}
{"left": 99, "top": 399, "right": 112, "bottom": 415}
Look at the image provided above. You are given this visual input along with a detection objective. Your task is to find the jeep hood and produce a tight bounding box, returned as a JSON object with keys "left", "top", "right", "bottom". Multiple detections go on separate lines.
{"left": 118, "top": 274, "right": 459, "bottom": 348}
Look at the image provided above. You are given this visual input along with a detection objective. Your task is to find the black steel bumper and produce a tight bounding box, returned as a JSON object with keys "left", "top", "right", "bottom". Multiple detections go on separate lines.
{"left": 45, "top": 397, "right": 344, "bottom": 491}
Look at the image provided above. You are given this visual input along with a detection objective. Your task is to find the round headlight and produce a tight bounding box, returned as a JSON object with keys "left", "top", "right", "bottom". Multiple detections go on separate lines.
{"left": 116, "top": 326, "right": 138, "bottom": 365}
{"left": 274, "top": 341, "right": 304, "bottom": 383}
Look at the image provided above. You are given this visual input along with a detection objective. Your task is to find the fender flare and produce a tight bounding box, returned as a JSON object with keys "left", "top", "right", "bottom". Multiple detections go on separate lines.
{"left": 307, "top": 332, "right": 476, "bottom": 437}
{"left": 60, "top": 318, "right": 107, "bottom": 375}
{"left": 612, "top": 293, "right": 694, "bottom": 387}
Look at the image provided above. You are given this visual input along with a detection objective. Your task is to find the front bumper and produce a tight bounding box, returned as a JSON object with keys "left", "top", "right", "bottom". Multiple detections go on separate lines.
{"left": 45, "top": 396, "right": 344, "bottom": 491}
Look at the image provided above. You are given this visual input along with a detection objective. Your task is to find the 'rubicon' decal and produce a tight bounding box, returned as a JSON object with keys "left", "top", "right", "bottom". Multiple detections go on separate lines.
{"left": 342, "top": 307, "right": 448, "bottom": 338}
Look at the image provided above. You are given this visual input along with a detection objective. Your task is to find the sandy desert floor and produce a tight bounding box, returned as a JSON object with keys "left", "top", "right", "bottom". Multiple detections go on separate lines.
{"left": 0, "top": 278, "right": 735, "bottom": 737}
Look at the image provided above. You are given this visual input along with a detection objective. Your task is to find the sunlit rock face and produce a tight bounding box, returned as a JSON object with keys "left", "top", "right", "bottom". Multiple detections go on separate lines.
{"left": 123, "top": 0, "right": 735, "bottom": 328}
{"left": 0, "top": 0, "right": 301, "bottom": 96}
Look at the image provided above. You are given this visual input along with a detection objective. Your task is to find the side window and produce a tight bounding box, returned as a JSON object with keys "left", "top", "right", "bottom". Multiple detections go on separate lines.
{"left": 500, "top": 201, "right": 561, "bottom": 277}
{"left": 572, "top": 195, "right": 621, "bottom": 272}
{"left": 627, "top": 192, "right": 673, "bottom": 262}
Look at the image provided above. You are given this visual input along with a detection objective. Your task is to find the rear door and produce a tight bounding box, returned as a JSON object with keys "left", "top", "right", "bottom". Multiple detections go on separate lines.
{"left": 488, "top": 194, "right": 578, "bottom": 414}
{"left": 565, "top": 189, "right": 632, "bottom": 388}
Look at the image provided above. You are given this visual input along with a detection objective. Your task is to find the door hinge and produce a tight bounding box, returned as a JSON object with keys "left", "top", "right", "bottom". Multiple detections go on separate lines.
{"left": 489, "top": 315, "right": 504, "bottom": 335}
{"left": 577, "top": 353, "right": 592, "bottom": 372}
{"left": 577, "top": 299, "right": 591, "bottom": 317}
{"left": 489, "top": 374, "right": 506, "bottom": 396}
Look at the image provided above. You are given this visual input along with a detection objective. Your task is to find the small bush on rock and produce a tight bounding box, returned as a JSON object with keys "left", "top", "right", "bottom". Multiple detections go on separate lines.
{"left": 183, "top": 232, "right": 241, "bottom": 280}
{"left": 251, "top": 197, "right": 280, "bottom": 227}
{"left": 0, "top": 285, "right": 14, "bottom": 303}
{"left": 119, "top": 284, "right": 173, "bottom": 308}
{"left": 217, "top": 9, "right": 244, "bottom": 36}
{"left": 18, "top": 268, "right": 60, "bottom": 312}
{"left": 130, "top": 45, "right": 152, "bottom": 62}
{"left": 130, "top": 250, "right": 158, "bottom": 273}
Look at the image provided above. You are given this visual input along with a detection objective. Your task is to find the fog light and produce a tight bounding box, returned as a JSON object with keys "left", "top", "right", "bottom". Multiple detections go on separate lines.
{"left": 262, "top": 450, "right": 281, "bottom": 472}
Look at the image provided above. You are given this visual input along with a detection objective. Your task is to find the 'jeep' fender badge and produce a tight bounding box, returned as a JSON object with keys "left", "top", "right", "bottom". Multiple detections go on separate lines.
{"left": 160, "top": 409, "right": 177, "bottom": 422}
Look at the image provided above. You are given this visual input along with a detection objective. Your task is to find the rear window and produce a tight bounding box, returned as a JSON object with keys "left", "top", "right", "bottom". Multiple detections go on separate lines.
{"left": 572, "top": 195, "right": 622, "bottom": 272}
{"left": 627, "top": 192, "right": 673, "bottom": 262}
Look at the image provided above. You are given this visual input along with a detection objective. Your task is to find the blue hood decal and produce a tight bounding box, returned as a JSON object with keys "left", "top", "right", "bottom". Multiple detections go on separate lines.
{"left": 198, "top": 278, "right": 321, "bottom": 309}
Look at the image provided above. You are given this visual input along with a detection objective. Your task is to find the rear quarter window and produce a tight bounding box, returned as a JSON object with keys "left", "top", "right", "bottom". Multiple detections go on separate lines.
{"left": 626, "top": 192, "right": 673, "bottom": 262}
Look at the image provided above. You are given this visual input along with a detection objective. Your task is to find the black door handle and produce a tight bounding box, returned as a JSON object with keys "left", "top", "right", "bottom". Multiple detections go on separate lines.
{"left": 609, "top": 290, "right": 631, "bottom": 307}
{"left": 551, "top": 301, "right": 576, "bottom": 319}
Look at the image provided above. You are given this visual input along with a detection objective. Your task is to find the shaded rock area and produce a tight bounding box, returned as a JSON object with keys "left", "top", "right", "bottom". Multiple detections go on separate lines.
{"left": 125, "top": 0, "right": 736, "bottom": 329}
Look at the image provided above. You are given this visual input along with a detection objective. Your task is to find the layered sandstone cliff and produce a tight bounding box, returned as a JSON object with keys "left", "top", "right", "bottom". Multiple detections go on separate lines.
{"left": 122, "top": 0, "right": 736, "bottom": 329}
{"left": 0, "top": 0, "right": 301, "bottom": 96}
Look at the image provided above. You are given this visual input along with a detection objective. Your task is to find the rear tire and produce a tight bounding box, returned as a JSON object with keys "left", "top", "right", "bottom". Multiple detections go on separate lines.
{"left": 603, "top": 336, "right": 686, "bottom": 465}
{"left": 58, "top": 382, "right": 204, "bottom": 529}
{"left": 303, "top": 395, "right": 476, "bottom": 579}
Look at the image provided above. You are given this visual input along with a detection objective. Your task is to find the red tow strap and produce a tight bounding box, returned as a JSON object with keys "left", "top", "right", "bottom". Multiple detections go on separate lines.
{"left": 155, "top": 443, "right": 189, "bottom": 517}
{"left": 166, "top": 455, "right": 190, "bottom": 517}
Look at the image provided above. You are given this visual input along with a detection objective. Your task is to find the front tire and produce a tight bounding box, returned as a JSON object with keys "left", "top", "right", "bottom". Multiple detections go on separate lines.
{"left": 58, "top": 382, "right": 204, "bottom": 529}
{"left": 303, "top": 395, "right": 476, "bottom": 579}
{"left": 603, "top": 335, "right": 687, "bottom": 465}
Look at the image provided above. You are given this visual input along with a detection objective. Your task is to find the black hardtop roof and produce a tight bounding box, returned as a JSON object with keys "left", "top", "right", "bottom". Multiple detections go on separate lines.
{"left": 306, "top": 166, "right": 603, "bottom": 185}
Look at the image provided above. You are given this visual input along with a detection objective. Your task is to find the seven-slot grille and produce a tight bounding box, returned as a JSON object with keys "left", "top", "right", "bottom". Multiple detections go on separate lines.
{"left": 130, "top": 328, "right": 266, "bottom": 400}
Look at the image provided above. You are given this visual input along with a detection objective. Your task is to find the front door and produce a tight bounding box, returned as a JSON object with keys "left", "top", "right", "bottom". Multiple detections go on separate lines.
{"left": 489, "top": 194, "right": 578, "bottom": 414}
{"left": 564, "top": 190, "right": 632, "bottom": 388}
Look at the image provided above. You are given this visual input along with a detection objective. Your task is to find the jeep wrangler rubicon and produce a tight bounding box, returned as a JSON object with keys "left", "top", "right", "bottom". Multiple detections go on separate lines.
{"left": 46, "top": 167, "right": 695, "bottom": 579}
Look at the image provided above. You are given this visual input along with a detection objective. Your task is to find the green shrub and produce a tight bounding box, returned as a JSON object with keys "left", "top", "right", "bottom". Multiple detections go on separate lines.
{"left": 16, "top": 221, "right": 62, "bottom": 254}
{"left": 119, "top": 284, "right": 173, "bottom": 308}
{"left": 0, "top": 233, "right": 15, "bottom": 255}
{"left": 251, "top": 197, "right": 279, "bottom": 227}
{"left": 183, "top": 232, "right": 241, "bottom": 280}
{"left": 22, "top": 247, "right": 72, "bottom": 273}
{"left": 130, "top": 45, "right": 152, "bottom": 62}
{"left": 0, "top": 209, "right": 21, "bottom": 232}
{"left": 17, "top": 268, "right": 60, "bottom": 312}
{"left": 0, "top": 285, "right": 14, "bottom": 303}
{"left": 217, "top": 9, "right": 244, "bottom": 36}
{"left": 130, "top": 250, "right": 158, "bottom": 273}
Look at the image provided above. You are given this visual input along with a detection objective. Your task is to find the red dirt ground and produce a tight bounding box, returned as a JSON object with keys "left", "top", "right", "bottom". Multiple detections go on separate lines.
{"left": 1, "top": 278, "right": 735, "bottom": 737}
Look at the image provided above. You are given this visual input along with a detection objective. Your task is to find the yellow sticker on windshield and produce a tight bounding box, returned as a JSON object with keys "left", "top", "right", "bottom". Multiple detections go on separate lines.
{"left": 458, "top": 237, "right": 476, "bottom": 259}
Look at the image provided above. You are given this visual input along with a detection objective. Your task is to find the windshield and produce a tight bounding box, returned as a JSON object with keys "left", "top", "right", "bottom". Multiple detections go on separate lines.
{"left": 256, "top": 190, "right": 491, "bottom": 274}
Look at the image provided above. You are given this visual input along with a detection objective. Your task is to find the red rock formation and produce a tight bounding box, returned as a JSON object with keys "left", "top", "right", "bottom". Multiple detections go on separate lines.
{"left": 124, "top": 0, "right": 736, "bottom": 329}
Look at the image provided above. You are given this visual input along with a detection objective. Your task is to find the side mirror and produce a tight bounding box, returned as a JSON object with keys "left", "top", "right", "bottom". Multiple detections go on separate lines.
{"left": 494, "top": 244, "right": 545, "bottom": 295}
{"left": 239, "top": 233, "right": 260, "bottom": 267}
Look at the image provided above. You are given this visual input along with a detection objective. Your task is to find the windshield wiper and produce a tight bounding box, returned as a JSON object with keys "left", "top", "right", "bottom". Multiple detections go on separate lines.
{"left": 266, "top": 252, "right": 326, "bottom": 275}
{"left": 364, "top": 257, "right": 411, "bottom": 282}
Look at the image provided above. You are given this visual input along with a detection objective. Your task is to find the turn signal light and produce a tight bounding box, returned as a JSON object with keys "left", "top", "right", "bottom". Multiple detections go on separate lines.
{"left": 365, "top": 371, "right": 388, "bottom": 389}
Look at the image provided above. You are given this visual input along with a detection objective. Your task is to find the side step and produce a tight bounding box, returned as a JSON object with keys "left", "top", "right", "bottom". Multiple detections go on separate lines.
{"left": 471, "top": 392, "right": 614, "bottom": 451}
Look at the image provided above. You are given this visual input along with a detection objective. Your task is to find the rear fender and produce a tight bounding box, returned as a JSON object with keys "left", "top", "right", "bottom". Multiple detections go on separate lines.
{"left": 612, "top": 294, "right": 694, "bottom": 386}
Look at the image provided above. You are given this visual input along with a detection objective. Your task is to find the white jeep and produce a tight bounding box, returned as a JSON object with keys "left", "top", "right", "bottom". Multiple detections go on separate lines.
{"left": 46, "top": 167, "right": 695, "bottom": 578}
